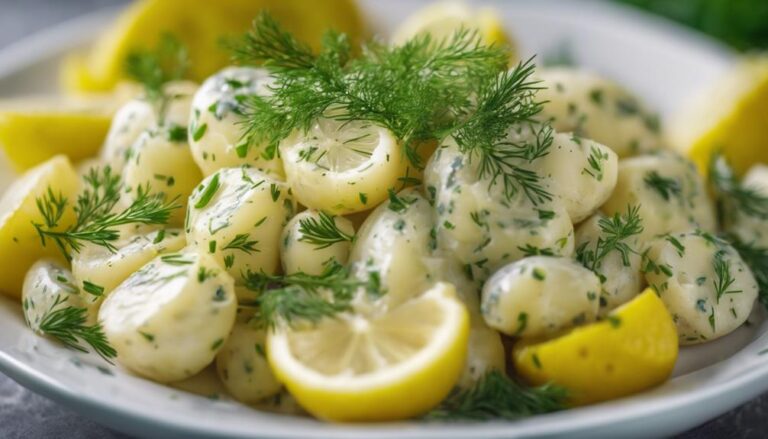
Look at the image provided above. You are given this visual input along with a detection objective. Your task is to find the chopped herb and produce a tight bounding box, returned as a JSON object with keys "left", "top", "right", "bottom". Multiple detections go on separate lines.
{"left": 82, "top": 281, "right": 105, "bottom": 297}
{"left": 223, "top": 234, "right": 260, "bottom": 254}
{"left": 713, "top": 250, "right": 742, "bottom": 303}
{"left": 644, "top": 171, "right": 682, "bottom": 202}
{"left": 194, "top": 174, "right": 221, "bottom": 209}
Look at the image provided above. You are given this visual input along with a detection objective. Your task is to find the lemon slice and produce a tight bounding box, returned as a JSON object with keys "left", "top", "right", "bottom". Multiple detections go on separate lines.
{"left": 267, "top": 282, "right": 470, "bottom": 422}
{"left": 280, "top": 118, "right": 407, "bottom": 214}
{"left": 392, "top": 1, "right": 515, "bottom": 58}
{"left": 513, "top": 289, "right": 678, "bottom": 405}
{"left": 0, "top": 97, "right": 114, "bottom": 171}
{"left": 668, "top": 56, "right": 768, "bottom": 175}
{"left": 62, "top": 0, "right": 366, "bottom": 93}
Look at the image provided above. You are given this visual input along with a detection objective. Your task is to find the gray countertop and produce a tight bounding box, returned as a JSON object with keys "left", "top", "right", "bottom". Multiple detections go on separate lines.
{"left": 0, "top": 0, "right": 766, "bottom": 437}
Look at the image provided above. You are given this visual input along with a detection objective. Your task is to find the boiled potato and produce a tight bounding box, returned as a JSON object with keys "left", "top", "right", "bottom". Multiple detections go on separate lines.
{"left": 279, "top": 118, "right": 408, "bottom": 214}
{"left": 280, "top": 210, "right": 355, "bottom": 275}
{"left": 189, "top": 67, "right": 283, "bottom": 177}
{"left": 481, "top": 256, "right": 601, "bottom": 338}
{"left": 101, "top": 81, "right": 197, "bottom": 172}
{"left": 72, "top": 228, "right": 186, "bottom": 297}
{"left": 456, "top": 325, "right": 506, "bottom": 390}
{"left": 216, "top": 311, "right": 282, "bottom": 404}
{"left": 121, "top": 83, "right": 202, "bottom": 227}
{"left": 533, "top": 132, "right": 618, "bottom": 223}
{"left": 425, "top": 139, "right": 574, "bottom": 281}
{"left": 723, "top": 164, "right": 768, "bottom": 247}
{"left": 643, "top": 231, "right": 758, "bottom": 345}
{"left": 601, "top": 152, "right": 716, "bottom": 244}
{"left": 99, "top": 248, "right": 237, "bottom": 382}
{"left": 186, "top": 167, "right": 295, "bottom": 281}
{"left": 0, "top": 155, "right": 79, "bottom": 298}
{"left": 575, "top": 213, "right": 643, "bottom": 316}
{"left": 536, "top": 67, "right": 662, "bottom": 157}
{"left": 349, "top": 188, "right": 436, "bottom": 308}
{"left": 23, "top": 260, "right": 94, "bottom": 330}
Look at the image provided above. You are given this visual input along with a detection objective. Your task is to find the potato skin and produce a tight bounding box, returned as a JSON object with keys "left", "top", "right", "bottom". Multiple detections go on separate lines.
{"left": 99, "top": 248, "right": 237, "bottom": 382}
{"left": 643, "top": 231, "right": 758, "bottom": 345}
{"left": 481, "top": 256, "right": 601, "bottom": 338}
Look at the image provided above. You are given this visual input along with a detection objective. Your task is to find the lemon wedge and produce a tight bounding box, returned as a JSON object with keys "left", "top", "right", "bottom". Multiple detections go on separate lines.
{"left": 280, "top": 118, "right": 407, "bottom": 214}
{"left": 513, "top": 289, "right": 678, "bottom": 405}
{"left": 0, "top": 97, "right": 115, "bottom": 171}
{"left": 0, "top": 156, "right": 80, "bottom": 298}
{"left": 267, "top": 282, "right": 470, "bottom": 422}
{"left": 392, "top": 1, "right": 515, "bottom": 58}
{"left": 62, "top": 0, "right": 366, "bottom": 93}
{"left": 668, "top": 56, "right": 768, "bottom": 175}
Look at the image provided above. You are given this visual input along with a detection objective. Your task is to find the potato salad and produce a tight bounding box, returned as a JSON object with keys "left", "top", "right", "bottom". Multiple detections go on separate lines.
{"left": 2, "top": 3, "right": 767, "bottom": 425}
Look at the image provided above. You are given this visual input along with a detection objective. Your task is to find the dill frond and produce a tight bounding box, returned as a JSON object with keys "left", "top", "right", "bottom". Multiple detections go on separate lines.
{"left": 38, "top": 295, "right": 116, "bottom": 362}
{"left": 576, "top": 205, "right": 643, "bottom": 274}
{"left": 298, "top": 212, "right": 354, "bottom": 250}
{"left": 232, "top": 12, "right": 509, "bottom": 167}
{"left": 33, "top": 167, "right": 180, "bottom": 259}
{"left": 242, "top": 261, "right": 379, "bottom": 329}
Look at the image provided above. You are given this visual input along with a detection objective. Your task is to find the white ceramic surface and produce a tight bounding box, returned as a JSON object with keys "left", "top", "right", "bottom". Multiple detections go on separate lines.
{"left": 2, "top": 1, "right": 766, "bottom": 438}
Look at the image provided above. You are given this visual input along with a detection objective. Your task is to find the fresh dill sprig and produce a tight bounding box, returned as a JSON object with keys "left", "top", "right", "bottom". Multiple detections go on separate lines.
{"left": 33, "top": 167, "right": 180, "bottom": 259}
{"left": 644, "top": 171, "right": 682, "bottom": 202}
{"left": 582, "top": 145, "right": 610, "bottom": 181}
{"left": 450, "top": 62, "right": 554, "bottom": 205}
{"left": 729, "top": 236, "right": 768, "bottom": 309}
{"left": 232, "top": 12, "right": 509, "bottom": 167}
{"left": 38, "top": 295, "right": 116, "bottom": 362}
{"left": 425, "top": 371, "right": 567, "bottom": 421}
{"left": 223, "top": 233, "right": 260, "bottom": 254}
{"left": 576, "top": 205, "right": 644, "bottom": 275}
{"left": 298, "top": 212, "right": 354, "bottom": 250}
{"left": 125, "top": 33, "right": 189, "bottom": 120}
{"left": 709, "top": 153, "right": 768, "bottom": 223}
{"left": 241, "top": 261, "right": 378, "bottom": 329}
{"left": 712, "top": 250, "right": 742, "bottom": 303}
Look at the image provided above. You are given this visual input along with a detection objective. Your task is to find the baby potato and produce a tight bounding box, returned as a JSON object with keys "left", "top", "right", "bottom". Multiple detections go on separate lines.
{"left": 723, "top": 164, "right": 768, "bottom": 248}
{"left": 575, "top": 213, "right": 643, "bottom": 316}
{"left": 0, "top": 155, "right": 79, "bottom": 298}
{"left": 189, "top": 67, "right": 283, "bottom": 177}
{"left": 280, "top": 210, "right": 355, "bottom": 275}
{"left": 349, "top": 188, "right": 436, "bottom": 308}
{"left": 535, "top": 67, "right": 662, "bottom": 157}
{"left": 456, "top": 325, "right": 506, "bottom": 390}
{"left": 216, "top": 312, "right": 282, "bottom": 404}
{"left": 23, "top": 260, "right": 94, "bottom": 331}
{"left": 533, "top": 132, "right": 618, "bottom": 223}
{"left": 481, "top": 256, "right": 601, "bottom": 338}
{"left": 99, "top": 248, "right": 237, "bottom": 382}
{"left": 72, "top": 228, "right": 186, "bottom": 298}
{"left": 101, "top": 82, "right": 197, "bottom": 173}
{"left": 122, "top": 128, "right": 203, "bottom": 226}
{"left": 643, "top": 231, "right": 758, "bottom": 345}
{"left": 601, "top": 152, "right": 716, "bottom": 244}
{"left": 425, "top": 139, "right": 575, "bottom": 281}
{"left": 186, "top": 167, "right": 295, "bottom": 281}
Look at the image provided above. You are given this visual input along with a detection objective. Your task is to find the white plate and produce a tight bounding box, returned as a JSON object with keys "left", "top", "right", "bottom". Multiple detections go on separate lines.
{"left": 1, "top": 1, "right": 766, "bottom": 438}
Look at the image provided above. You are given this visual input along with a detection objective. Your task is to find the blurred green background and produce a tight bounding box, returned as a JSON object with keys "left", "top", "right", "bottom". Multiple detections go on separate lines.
{"left": 617, "top": 0, "right": 768, "bottom": 50}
